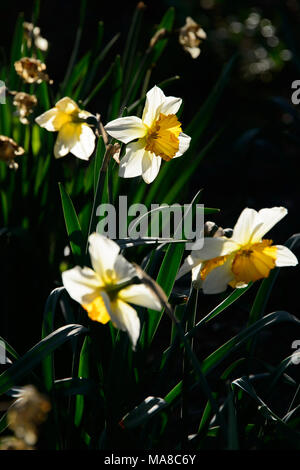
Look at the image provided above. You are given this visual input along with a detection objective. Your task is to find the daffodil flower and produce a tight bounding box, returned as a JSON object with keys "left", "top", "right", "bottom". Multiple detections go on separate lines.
{"left": 104, "top": 85, "right": 191, "bottom": 184}
{"left": 62, "top": 233, "right": 162, "bottom": 348}
{"left": 35, "top": 97, "right": 96, "bottom": 160}
{"left": 177, "top": 207, "right": 298, "bottom": 294}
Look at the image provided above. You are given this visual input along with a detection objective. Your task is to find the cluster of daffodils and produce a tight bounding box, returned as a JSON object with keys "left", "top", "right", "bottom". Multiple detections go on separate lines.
{"left": 62, "top": 233, "right": 162, "bottom": 349}
{"left": 177, "top": 207, "right": 298, "bottom": 294}
{"left": 34, "top": 86, "right": 191, "bottom": 183}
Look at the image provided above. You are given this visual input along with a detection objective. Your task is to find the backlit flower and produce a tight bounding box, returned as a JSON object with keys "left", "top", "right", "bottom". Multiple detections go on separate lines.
{"left": 104, "top": 85, "right": 191, "bottom": 183}
{"left": 179, "top": 17, "right": 207, "bottom": 59}
{"left": 35, "top": 97, "right": 96, "bottom": 160}
{"left": 62, "top": 233, "right": 162, "bottom": 348}
{"left": 0, "top": 135, "right": 24, "bottom": 170}
{"left": 13, "top": 91, "right": 37, "bottom": 124}
{"left": 14, "top": 57, "right": 52, "bottom": 84}
{"left": 177, "top": 207, "right": 298, "bottom": 294}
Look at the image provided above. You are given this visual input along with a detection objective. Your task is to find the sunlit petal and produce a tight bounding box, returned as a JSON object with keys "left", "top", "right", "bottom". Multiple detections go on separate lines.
{"left": 141, "top": 151, "right": 162, "bottom": 184}
{"left": 275, "top": 245, "right": 298, "bottom": 267}
{"left": 250, "top": 207, "right": 288, "bottom": 243}
{"left": 119, "top": 140, "right": 146, "bottom": 178}
{"left": 119, "top": 283, "right": 162, "bottom": 310}
{"left": 88, "top": 233, "right": 120, "bottom": 281}
{"left": 105, "top": 116, "right": 147, "bottom": 144}
{"left": 62, "top": 266, "right": 102, "bottom": 305}
{"left": 142, "top": 85, "right": 165, "bottom": 127}
{"left": 110, "top": 299, "right": 140, "bottom": 349}
{"left": 202, "top": 258, "right": 235, "bottom": 294}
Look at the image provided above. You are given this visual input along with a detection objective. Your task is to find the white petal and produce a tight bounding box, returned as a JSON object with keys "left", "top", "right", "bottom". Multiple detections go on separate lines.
{"left": 142, "top": 85, "right": 165, "bottom": 127}
{"left": 250, "top": 207, "right": 288, "bottom": 242}
{"left": 105, "top": 116, "right": 146, "bottom": 144}
{"left": 275, "top": 245, "right": 298, "bottom": 267}
{"left": 141, "top": 151, "right": 162, "bottom": 184}
{"left": 202, "top": 258, "right": 235, "bottom": 294}
{"left": 110, "top": 299, "right": 140, "bottom": 349}
{"left": 176, "top": 255, "right": 201, "bottom": 279}
{"left": 232, "top": 208, "right": 259, "bottom": 245}
{"left": 190, "top": 237, "right": 239, "bottom": 261}
{"left": 119, "top": 140, "right": 145, "bottom": 178}
{"left": 54, "top": 126, "right": 73, "bottom": 158}
{"left": 158, "top": 96, "right": 182, "bottom": 116}
{"left": 35, "top": 108, "right": 70, "bottom": 132}
{"left": 113, "top": 255, "right": 137, "bottom": 283}
{"left": 69, "top": 123, "right": 95, "bottom": 161}
{"left": 55, "top": 97, "right": 79, "bottom": 114}
{"left": 191, "top": 263, "right": 203, "bottom": 289}
{"left": 62, "top": 266, "right": 102, "bottom": 304}
{"left": 119, "top": 284, "right": 162, "bottom": 311}
{"left": 88, "top": 233, "right": 120, "bottom": 280}
{"left": 174, "top": 132, "right": 191, "bottom": 158}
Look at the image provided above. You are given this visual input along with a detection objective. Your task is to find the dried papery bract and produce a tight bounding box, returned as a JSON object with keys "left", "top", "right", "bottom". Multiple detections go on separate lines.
{"left": 14, "top": 57, "right": 53, "bottom": 84}
{"left": 0, "top": 135, "right": 24, "bottom": 170}
{"left": 7, "top": 385, "right": 51, "bottom": 446}
{"left": 0, "top": 436, "right": 34, "bottom": 450}
{"left": 12, "top": 91, "right": 38, "bottom": 124}
{"left": 179, "top": 17, "right": 207, "bottom": 59}
{"left": 23, "top": 22, "right": 48, "bottom": 52}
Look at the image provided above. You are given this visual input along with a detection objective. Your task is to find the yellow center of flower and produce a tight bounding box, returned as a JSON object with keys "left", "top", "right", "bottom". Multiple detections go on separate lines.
{"left": 231, "top": 239, "right": 277, "bottom": 284}
{"left": 200, "top": 239, "right": 277, "bottom": 285}
{"left": 145, "top": 113, "right": 182, "bottom": 161}
{"left": 82, "top": 296, "right": 110, "bottom": 324}
{"left": 200, "top": 256, "right": 228, "bottom": 280}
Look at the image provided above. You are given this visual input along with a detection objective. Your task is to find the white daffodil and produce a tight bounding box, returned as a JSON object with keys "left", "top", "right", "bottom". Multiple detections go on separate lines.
{"left": 62, "top": 233, "right": 162, "bottom": 349}
{"left": 104, "top": 85, "right": 191, "bottom": 184}
{"left": 35, "top": 97, "right": 96, "bottom": 160}
{"left": 177, "top": 207, "right": 298, "bottom": 294}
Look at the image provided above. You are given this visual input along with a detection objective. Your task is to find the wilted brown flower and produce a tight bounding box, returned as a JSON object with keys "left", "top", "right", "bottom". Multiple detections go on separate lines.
{"left": 12, "top": 91, "right": 37, "bottom": 124}
{"left": 179, "top": 17, "right": 207, "bottom": 59}
{"left": 7, "top": 385, "right": 51, "bottom": 446}
{"left": 0, "top": 135, "right": 24, "bottom": 170}
{"left": 0, "top": 436, "right": 34, "bottom": 450}
{"left": 14, "top": 57, "right": 53, "bottom": 84}
{"left": 23, "top": 22, "right": 49, "bottom": 52}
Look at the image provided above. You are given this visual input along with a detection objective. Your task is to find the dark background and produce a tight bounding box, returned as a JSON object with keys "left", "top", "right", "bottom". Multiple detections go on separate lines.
{"left": 1, "top": 0, "right": 300, "bottom": 365}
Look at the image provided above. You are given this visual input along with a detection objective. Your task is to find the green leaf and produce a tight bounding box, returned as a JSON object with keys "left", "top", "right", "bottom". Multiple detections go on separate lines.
{"left": 145, "top": 242, "right": 185, "bottom": 345}
{"left": 164, "top": 311, "right": 300, "bottom": 404}
{"left": 41, "top": 287, "right": 65, "bottom": 391}
{"left": 59, "top": 182, "right": 85, "bottom": 265}
{"left": 74, "top": 336, "right": 91, "bottom": 427}
{"left": 247, "top": 233, "right": 300, "bottom": 352}
{"left": 54, "top": 377, "right": 95, "bottom": 396}
{"left": 107, "top": 55, "right": 123, "bottom": 121}
{"left": 151, "top": 7, "right": 175, "bottom": 64}
{"left": 248, "top": 233, "right": 300, "bottom": 327}
{"left": 0, "top": 324, "right": 88, "bottom": 396}
{"left": 83, "top": 62, "right": 114, "bottom": 107}
{"left": 9, "top": 13, "right": 24, "bottom": 88}
{"left": 120, "top": 396, "right": 168, "bottom": 430}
